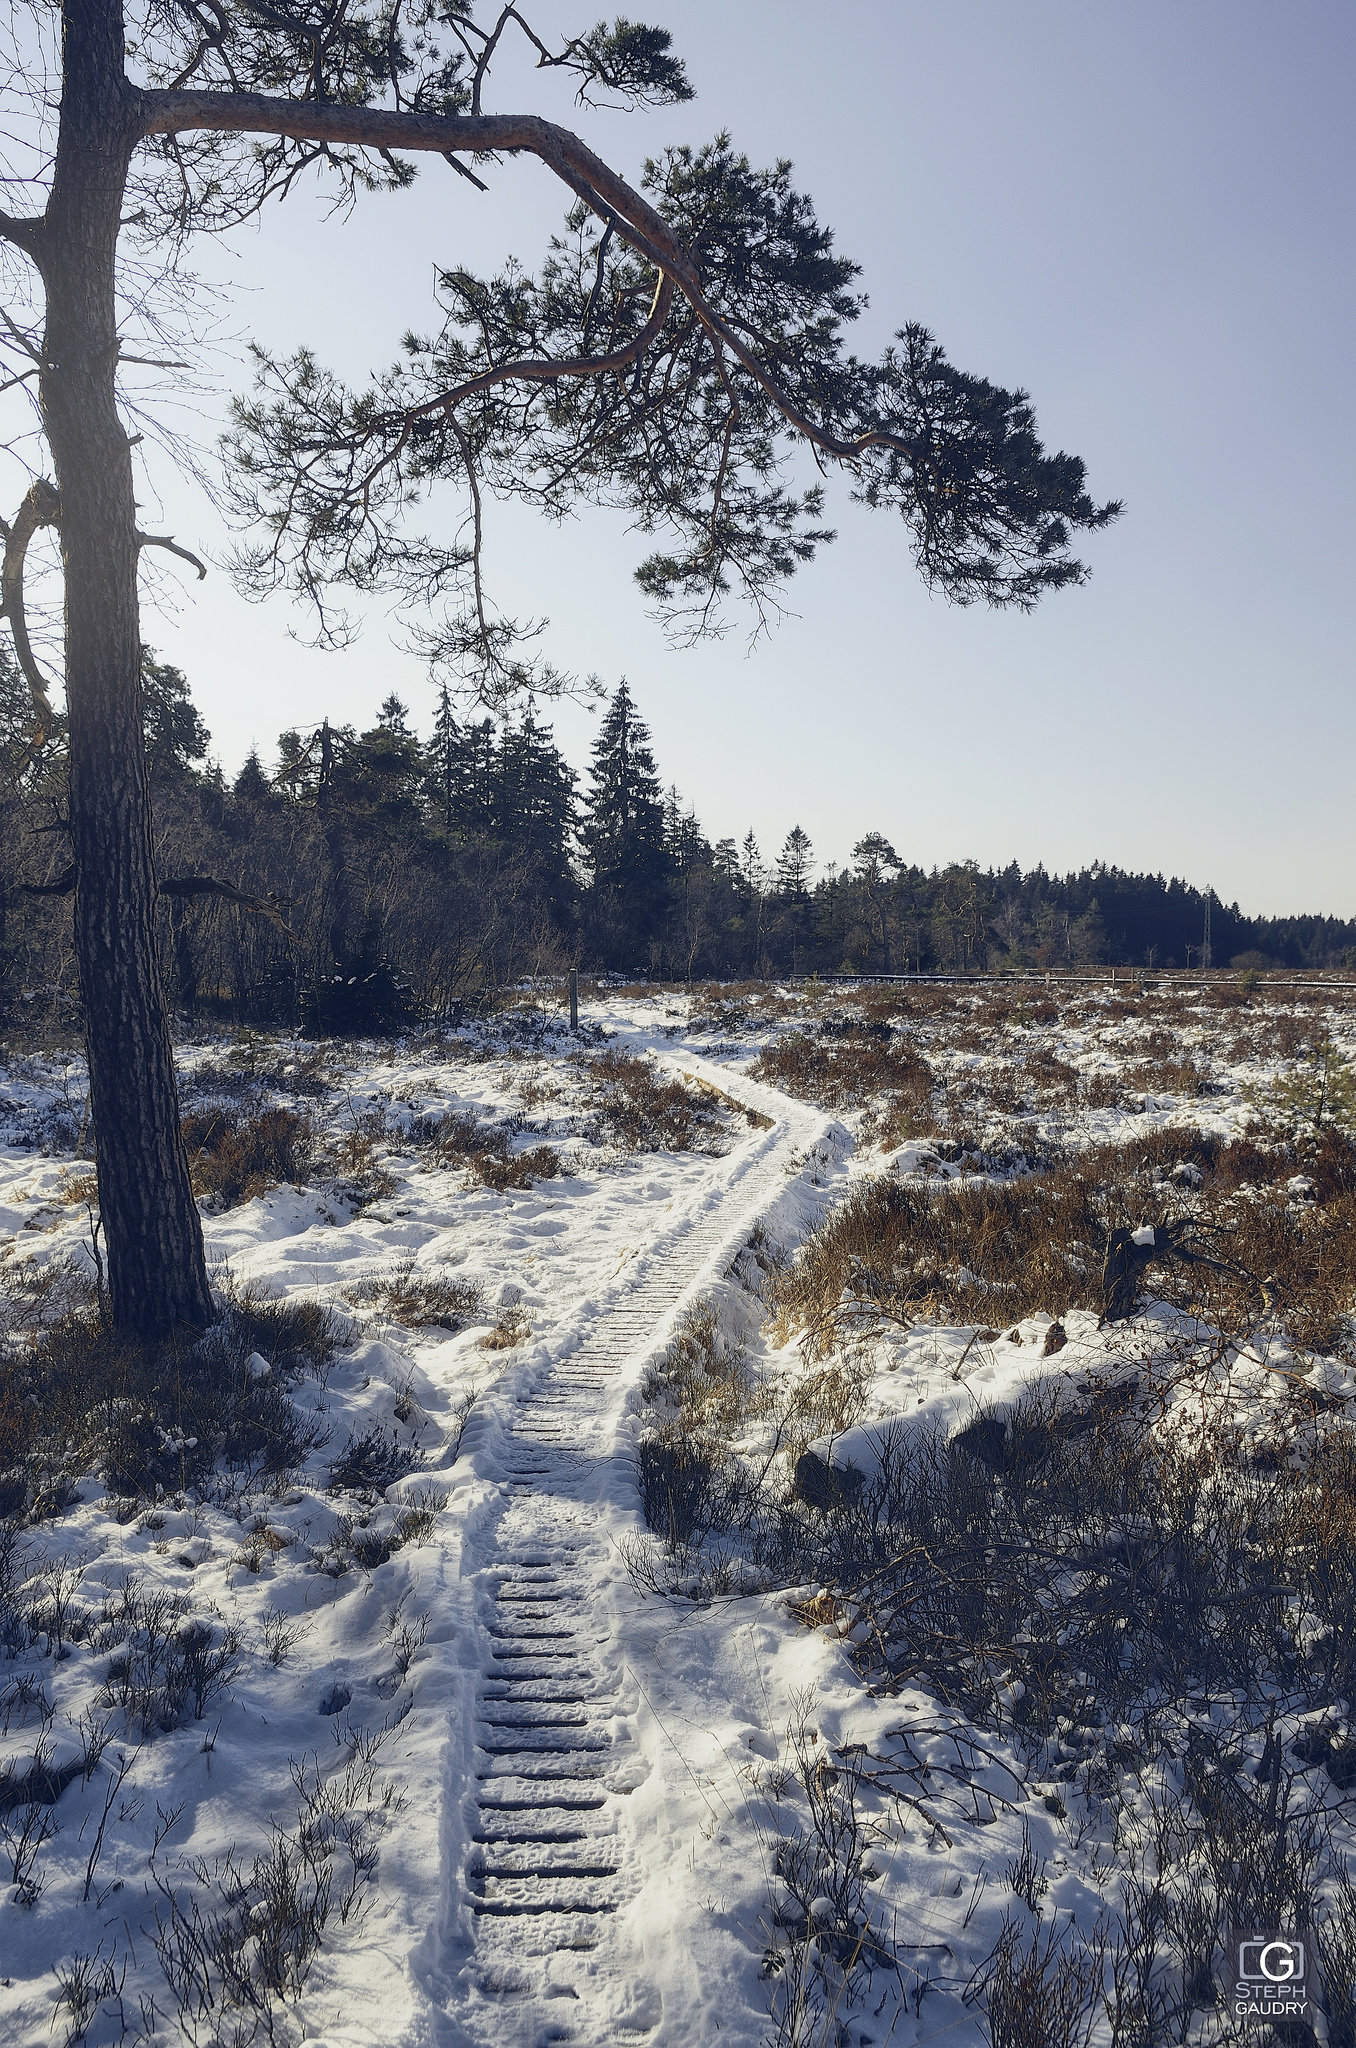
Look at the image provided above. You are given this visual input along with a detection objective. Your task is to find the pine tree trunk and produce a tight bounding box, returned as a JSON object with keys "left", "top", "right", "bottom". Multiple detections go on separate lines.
{"left": 35, "top": 0, "right": 213, "bottom": 1336}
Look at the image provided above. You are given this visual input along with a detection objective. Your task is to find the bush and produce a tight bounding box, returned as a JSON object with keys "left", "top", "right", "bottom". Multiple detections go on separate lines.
{"left": 300, "top": 954, "right": 416, "bottom": 1038}
{"left": 0, "top": 1292, "right": 336, "bottom": 1510}
{"left": 180, "top": 1106, "right": 315, "bottom": 1209}
{"left": 418, "top": 1107, "right": 561, "bottom": 1190}
{"left": 343, "top": 1259, "right": 485, "bottom": 1330}
{"left": 98, "top": 1600, "right": 242, "bottom": 1737}
{"left": 584, "top": 1049, "right": 735, "bottom": 1152}
{"left": 327, "top": 1424, "right": 418, "bottom": 1501}
{"left": 472, "top": 1143, "right": 562, "bottom": 1191}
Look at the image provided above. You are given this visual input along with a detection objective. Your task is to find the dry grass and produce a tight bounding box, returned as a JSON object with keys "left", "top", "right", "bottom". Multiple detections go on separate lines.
{"left": 751, "top": 1027, "right": 934, "bottom": 1146}
{"left": 478, "top": 1305, "right": 532, "bottom": 1350}
{"left": 767, "top": 1125, "right": 1356, "bottom": 1358}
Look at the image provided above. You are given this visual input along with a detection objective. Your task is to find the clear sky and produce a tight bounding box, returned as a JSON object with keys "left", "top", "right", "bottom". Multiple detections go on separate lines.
{"left": 132, "top": 0, "right": 1356, "bottom": 916}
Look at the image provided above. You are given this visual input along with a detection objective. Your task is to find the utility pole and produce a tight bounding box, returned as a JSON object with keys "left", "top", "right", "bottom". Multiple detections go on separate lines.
{"left": 1202, "top": 885, "right": 1213, "bottom": 971}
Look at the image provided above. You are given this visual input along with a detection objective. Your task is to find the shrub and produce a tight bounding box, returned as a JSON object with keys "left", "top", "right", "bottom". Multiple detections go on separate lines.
{"left": 300, "top": 954, "right": 416, "bottom": 1037}
{"left": 1250, "top": 1030, "right": 1356, "bottom": 1144}
{"left": 472, "top": 1143, "right": 562, "bottom": 1192}
{"left": 327, "top": 1424, "right": 418, "bottom": 1501}
{"left": 418, "top": 1108, "right": 561, "bottom": 1189}
{"left": 0, "top": 1293, "right": 336, "bottom": 1509}
{"left": 98, "top": 1601, "right": 242, "bottom": 1737}
{"left": 343, "top": 1258, "right": 485, "bottom": 1330}
{"left": 180, "top": 1106, "right": 315, "bottom": 1209}
{"left": 584, "top": 1049, "right": 735, "bottom": 1152}
{"left": 477, "top": 1306, "right": 532, "bottom": 1350}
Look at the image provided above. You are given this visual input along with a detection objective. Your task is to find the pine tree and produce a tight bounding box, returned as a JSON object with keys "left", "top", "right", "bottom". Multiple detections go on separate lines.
{"left": 712, "top": 838, "right": 741, "bottom": 883}
{"left": 141, "top": 654, "right": 211, "bottom": 780}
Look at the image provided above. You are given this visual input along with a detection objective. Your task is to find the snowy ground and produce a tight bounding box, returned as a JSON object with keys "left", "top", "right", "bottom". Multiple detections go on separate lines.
{"left": 2, "top": 981, "right": 1355, "bottom": 2047}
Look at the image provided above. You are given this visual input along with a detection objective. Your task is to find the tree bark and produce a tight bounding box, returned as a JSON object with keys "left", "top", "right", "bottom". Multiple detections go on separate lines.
{"left": 35, "top": 0, "right": 213, "bottom": 1336}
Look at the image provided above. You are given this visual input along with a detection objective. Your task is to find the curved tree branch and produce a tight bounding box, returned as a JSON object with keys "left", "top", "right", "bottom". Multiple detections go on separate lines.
{"left": 0, "top": 478, "right": 62, "bottom": 744}
{"left": 140, "top": 95, "right": 928, "bottom": 469}
{"left": 17, "top": 866, "right": 293, "bottom": 935}
{"left": 137, "top": 531, "right": 209, "bottom": 578}
{"left": 141, "top": 97, "right": 698, "bottom": 283}
{"left": 17, "top": 865, "right": 75, "bottom": 895}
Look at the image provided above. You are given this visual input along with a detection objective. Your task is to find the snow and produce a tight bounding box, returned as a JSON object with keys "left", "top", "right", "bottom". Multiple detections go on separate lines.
{"left": 2, "top": 983, "right": 1356, "bottom": 2046}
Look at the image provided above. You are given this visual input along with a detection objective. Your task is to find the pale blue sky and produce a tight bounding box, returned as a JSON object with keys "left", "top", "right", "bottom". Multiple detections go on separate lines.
{"left": 135, "top": 1, "right": 1356, "bottom": 915}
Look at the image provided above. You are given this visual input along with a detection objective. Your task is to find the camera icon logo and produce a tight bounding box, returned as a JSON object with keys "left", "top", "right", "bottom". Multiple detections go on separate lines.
{"left": 1238, "top": 1940, "right": 1304, "bottom": 1984}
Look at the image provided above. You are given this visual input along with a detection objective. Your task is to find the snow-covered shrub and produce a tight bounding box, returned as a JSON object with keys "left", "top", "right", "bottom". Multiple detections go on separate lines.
{"left": 98, "top": 1603, "right": 242, "bottom": 1737}
{"left": 326, "top": 1423, "right": 417, "bottom": 1502}
{"left": 342, "top": 1257, "right": 484, "bottom": 1331}
{"left": 413, "top": 1105, "right": 561, "bottom": 1189}
{"left": 1, "top": 1291, "right": 335, "bottom": 1510}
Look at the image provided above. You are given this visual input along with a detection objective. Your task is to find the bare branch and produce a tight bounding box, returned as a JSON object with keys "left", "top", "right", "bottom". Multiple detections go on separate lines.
{"left": 136, "top": 531, "right": 208, "bottom": 579}
{"left": 0, "top": 308, "right": 42, "bottom": 363}
{"left": 158, "top": 874, "right": 293, "bottom": 932}
{"left": 18, "top": 864, "right": 75, "bottom": 896}
{"left": 443, "top": 152, "right": 488, "bottom": 193}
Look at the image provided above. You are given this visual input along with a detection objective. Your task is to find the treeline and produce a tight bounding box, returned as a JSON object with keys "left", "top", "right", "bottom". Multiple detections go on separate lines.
{"left": 2, "top": 657, "right": 1352, "bottom": 1030}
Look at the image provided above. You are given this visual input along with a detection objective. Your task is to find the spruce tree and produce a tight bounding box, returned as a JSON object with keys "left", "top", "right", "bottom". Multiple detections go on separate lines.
{"left": 776, "top": 825, "right": 814, "bottom": 899}
{"left": 426, "top": 684, "right": 460, "bottom": 839}
{"left": 495, "top": 714, "right": 577, "bottom": 912}
{"left": 232, "top": 748, "right": 270, "bottom": 802}
{"left": 581, "top": 681, "right": 671, "bottom": 964}
{"left": 740, "top": 830, "right": 768, "bottom": 901}
{"left": 661, "top": 784, "right": 710, "bottom": 871}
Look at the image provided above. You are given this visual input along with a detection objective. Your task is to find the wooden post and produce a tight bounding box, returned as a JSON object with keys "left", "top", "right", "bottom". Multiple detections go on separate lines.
{"left": 569, "top": 969, "right": 578, "bottom": 1032}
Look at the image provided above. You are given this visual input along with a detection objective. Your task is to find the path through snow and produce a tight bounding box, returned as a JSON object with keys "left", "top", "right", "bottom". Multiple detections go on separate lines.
{"left": 414, "top": 1055, "right": 835, "bottom": 2045}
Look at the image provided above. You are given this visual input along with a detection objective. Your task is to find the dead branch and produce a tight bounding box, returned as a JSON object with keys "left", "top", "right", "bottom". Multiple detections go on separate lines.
{"left": 0, "top": 477, "right": 62, "bottom": 743}
{"left": 136, "top": 531, "right": 208, "bottom": 579}
{"left": 16, "top": 868, "right": 291, "bottom": 934}
{"left": 17, "top": 865, "right": 75, "bottom": 895}
{"left": 158, "top": 875, "right": 293, "bottom": 932}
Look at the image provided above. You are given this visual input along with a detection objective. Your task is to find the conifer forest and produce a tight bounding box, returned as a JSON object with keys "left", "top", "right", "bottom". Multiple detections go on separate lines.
{"left": 3, "top": 654, "right": 1349, "bottom": 1035}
